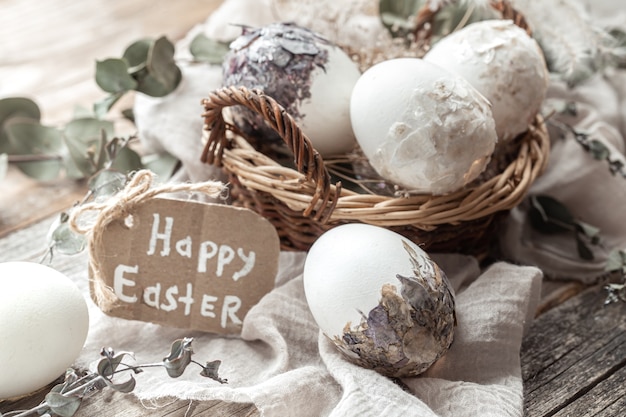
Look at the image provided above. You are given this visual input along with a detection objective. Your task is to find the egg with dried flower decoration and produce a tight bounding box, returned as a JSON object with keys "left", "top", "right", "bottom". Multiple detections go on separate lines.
{"left": 350, "top": 57, "right": 497, "bottom": 195}
{"left": 0, "top": 262, "right": 89, "bottom": 399}
{"left": 424, "top": 19, "right": 549, "bottom": 141}
{"left": 303, "top": 224, "right": 456, "bottom": 378}
{"left": 222, "top": 22, "right": 361, "bottom": 156}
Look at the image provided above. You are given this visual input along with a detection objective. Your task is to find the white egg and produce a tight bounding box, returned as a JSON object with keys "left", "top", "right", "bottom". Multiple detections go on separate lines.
{"left": 350, "top": 58, "right": 497, "bottom": 195}
{"left": 303, "top": 224, "right": 455, "bottom": 377}
{"left": 424, "top": 19, "right": 549, "bottom": 141}
{"left": 0, "top": 262, "right": 89, "bottom": 399}
{"left": 223, "top": 23, "right": 361, "bottom": 156}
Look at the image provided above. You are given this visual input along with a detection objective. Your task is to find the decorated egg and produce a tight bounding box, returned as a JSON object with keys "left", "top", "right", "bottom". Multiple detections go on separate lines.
{"left": 0, "top": 262, "right": 89, "bottom": 399}
{"left": 303, "top": 224, "right": 456, "bottom": 377}
{"left": 424, "top": 19, "right": 549, "bottom": 141}
{"left": 222, "top": 22, "right": 361, "bottom": 156}
{"left": 350, "top": 57, "right": 497, "bottom": 195}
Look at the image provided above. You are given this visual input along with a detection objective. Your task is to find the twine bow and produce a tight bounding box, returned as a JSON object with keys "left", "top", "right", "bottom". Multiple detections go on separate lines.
{"left": 69, "top": 170, "right": 226, "bottom": 312}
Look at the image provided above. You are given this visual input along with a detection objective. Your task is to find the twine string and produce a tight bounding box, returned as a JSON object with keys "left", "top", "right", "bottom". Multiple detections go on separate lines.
{"left": 69, "top": 170, "right": 226, "bottom": 312}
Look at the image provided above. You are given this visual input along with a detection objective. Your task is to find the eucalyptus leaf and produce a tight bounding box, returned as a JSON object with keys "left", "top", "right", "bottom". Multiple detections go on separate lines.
{"left": 576, "top": 221, "right": 601, "bottom": 243}
{"left": 189, "top": 33, "right": 230, "bottom": 64}
{"left": 379, "top": 0, "right": 423, "bottom": 37}
{"left": 575, "top": 235, "right": 595, "bottom": 260}
{"left": 6, "top": 121, "right": 64, "bottom": 180}
{"left": 106, "top": 374, "right": 136, "bottom": 393}
{"left": 72, "top": 104, "right": 94, "bottom": 119}
{"left": 47, "top": 213, "right": 87, "bottom": 255}
{"left": 109, "top": 145, "right": 143, "bottom": 173}
{"left": 95, "top": 58, "right": 138, "bottom": 93}
{"left": 123, "top": 38, "right": 152, "bottom": 68}
{"left": 587, "top": 139, "right": 611, "bottom": 160}
{"left": 200, "top": 360, "right": 227, "bottom": 383}
{"left": 162, "top": 338, "right": 193, "bottom": 378}
{"left": 528, "top": 195, "right": 576, "bottom": 234}
{"left": 44, "top": 392, "right": 82, "bottom": 417}
{"left": 0, "top": 97, "right": 40, "bottom": 124}
{"left": 63, "top": 118, "right": 115, "bottom": 177}
{"left": 97, "top": 351, "right": 134, "bottom": 378}
{"left": 88, "top": 168, "right": 127, "bottom": 200}
{"left": 121, "top": 108, "right": 135, "bottom": 123}
{"left": 93, "top": 92, "right": 125, "bottom": 119}
{"left": 142, "top": 152, "right": 179, "bottom": 181}
{"left": 605, "top": 249, "right": 626, "bottom": 272}
{"left": 0, "top": 98, "right": 41, "bottom": 152}
{"left": 0, "top": 153, "right": 7, "bottom": 182}
{"left": 137, "top": 36, "right": 182, "bottom": 97}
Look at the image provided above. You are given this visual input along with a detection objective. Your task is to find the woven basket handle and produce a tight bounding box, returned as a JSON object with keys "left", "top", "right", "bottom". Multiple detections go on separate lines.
{"left": 200, "top": 85, "right": 340, "bottom": 222}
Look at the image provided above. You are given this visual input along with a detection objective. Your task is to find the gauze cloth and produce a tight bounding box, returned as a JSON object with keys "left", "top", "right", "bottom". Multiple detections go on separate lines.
{"left": 74, "top": 251, "right": 542, "bottom": 417}
{"left": 500, "top": 73, "right": 626, "bottom": 283}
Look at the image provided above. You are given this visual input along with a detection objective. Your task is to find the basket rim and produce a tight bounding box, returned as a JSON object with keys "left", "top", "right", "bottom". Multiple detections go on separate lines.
{"left": 201, "top": 95, "right": 550, "bottom": 230}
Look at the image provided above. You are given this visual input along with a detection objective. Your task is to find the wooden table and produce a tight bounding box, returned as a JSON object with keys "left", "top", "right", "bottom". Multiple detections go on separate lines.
{"left": 1, "top": 1, "right": 624, "bottom": 416}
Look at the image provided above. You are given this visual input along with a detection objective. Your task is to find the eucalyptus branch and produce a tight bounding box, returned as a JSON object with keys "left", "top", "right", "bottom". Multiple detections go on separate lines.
{"left": 1, "top": 338, "right": 226, "bottom": 417}
{"left": 7, "top": 154, "right": 64, "bottom": 163}
{"left": 548, "top": 116, "right": 626, "bottom": 179}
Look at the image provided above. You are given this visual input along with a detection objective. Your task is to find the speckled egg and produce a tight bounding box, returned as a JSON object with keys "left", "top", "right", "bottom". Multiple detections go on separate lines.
{"left": 303, "top": 224, "right": 456, "bottom": 377}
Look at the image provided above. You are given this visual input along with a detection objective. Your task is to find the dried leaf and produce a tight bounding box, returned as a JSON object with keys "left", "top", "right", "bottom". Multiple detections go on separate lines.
{"left": 44, "top": 392, "right": 82, "bottom": 417}
{"left": 88, "top": 169, "right": 127, "bottom": 200}
{"left": 528, "top": 194, "right": 576, "bottom": 234}
{"left": 189, "top": 33, "right": 230, "bottom": 64}
{"left": 97, "top": 349, "right": 134, "bottom": 378}
{"left": 587, "top": 139, "right": 611, "bottom": 161}
{"left": 575, "top": 234, "right": 594, "bottom": 261}
{"left": 163, "top": 337, "right": 193, "bottom": 378}
{"left": 605, "top": 249, "right": 626, "bottom": 273}
{"left": 200, "top": 360, "right": 228, "bottom": 384}
{"left": 95, "top": 58, "right": 138, "bottom": 93}
{"left": 105, "top": 374, "right": 136, "bottom": 393}
{"left": 47, "top": 213, "right": 87, "bottom": 255}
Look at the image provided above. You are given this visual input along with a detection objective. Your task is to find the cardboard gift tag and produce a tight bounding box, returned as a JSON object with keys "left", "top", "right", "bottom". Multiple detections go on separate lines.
{"left": 91, "top": 197, "right": 280, "bottom": 335}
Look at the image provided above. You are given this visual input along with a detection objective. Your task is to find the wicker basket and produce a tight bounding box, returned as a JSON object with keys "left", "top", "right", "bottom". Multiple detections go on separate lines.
{"left": 200, "top": 86, "right": 549, "bottom": 254}
{"left": 200, "top": 3, "right": 550, "bottom": 255}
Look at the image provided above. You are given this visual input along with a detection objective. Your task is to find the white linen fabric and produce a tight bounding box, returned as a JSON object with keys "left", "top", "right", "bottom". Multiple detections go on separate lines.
{"left": 75, "top": 252, "right": 542, "bottom": 417}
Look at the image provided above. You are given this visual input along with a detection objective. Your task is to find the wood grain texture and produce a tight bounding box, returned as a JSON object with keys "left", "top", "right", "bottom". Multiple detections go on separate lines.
{"left": 0, "top": 0, "right": 223, "bottom": 237}
{"left": 521, "top": 284, "right": 626, "bottom": 417}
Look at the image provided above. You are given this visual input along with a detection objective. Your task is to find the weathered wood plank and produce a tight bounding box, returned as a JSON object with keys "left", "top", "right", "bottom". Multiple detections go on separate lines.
{"left": 521, "top": 284, "right": 626, "bottom": 417}
{"left": 0, "top": 0, "right": 223, "bottom": 236}
{"left": 552, "top": 365, "right": 626, "bottom": 417}
{"left": 0, "top": 386, "right": 260, "bottom": 417}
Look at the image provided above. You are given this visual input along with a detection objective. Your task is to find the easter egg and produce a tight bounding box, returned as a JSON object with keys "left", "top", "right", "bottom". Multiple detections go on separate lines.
{"left": 350, "top": 58, "right": 497, "bottom": 195}
{"left": 303, "top": 224, "right": 456, "bottom": 377}
{"left": 222, "top": 22, "right": 361, "bottom": 156}
{"left": 424, "top": 20, "right": 549, "bottom": 141}
{"left": 0, "top": 262, "right": 89, "bottom": 399}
